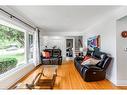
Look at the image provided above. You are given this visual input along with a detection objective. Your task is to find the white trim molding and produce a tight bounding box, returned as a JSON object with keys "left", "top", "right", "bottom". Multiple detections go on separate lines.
{"left": 117, "top": 80, "right": 127, "bottom": 86}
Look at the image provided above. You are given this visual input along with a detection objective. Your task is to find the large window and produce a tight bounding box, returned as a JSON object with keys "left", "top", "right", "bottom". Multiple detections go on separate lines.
{"left": 0, "top": 24, "right": 25, "bottom": 74}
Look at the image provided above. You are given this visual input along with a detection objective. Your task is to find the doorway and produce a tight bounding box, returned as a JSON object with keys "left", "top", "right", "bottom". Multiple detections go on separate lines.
{"left": 66, "top": 39, "right": 73, "bottom": 58}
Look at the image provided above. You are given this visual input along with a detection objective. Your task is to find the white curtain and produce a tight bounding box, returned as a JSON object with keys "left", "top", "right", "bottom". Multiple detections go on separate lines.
{"left": 33, "top": 28, "right": 40, "bottom": 66}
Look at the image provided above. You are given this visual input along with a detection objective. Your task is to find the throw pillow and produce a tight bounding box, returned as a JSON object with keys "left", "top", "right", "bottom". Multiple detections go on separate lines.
{"left": 81, "top": 59, "right": 91, "bottom": 65}
{"left": 83, "top": 56, "right": 90, "bottom": 61}
{"left": 53, "top": 55, "right": 58, "bottom": 58}
{"left": 42, "top": 51, "right": 46, "bottom": 57}
{"left": 81, "top": 58, "right": 100, "bottom": 65}
{"left": 45, "top": 52, "right": 50, "bottom": 58}
{"left": 90, "top": 58, "right": 100, "bottom": 65}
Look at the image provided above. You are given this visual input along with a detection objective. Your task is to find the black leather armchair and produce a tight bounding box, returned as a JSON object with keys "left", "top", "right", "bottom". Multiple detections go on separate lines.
{"left": 74, "top": 50, "right": 112, "bottom": 82}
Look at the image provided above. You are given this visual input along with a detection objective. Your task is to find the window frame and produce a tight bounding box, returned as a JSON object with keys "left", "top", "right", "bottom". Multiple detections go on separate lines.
{"left": 28, "top": 33, "right": 34, "bottom": 63}
{"left": 0, "top": 19, "right": 35, "bottom": 78}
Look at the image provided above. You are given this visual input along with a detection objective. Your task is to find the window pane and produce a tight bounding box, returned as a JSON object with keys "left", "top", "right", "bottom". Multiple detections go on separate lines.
{"left": 0, "top": 24, "right": 25, "bottom": 74}
{"left": 28, "top": 34, "right": 33, "bottom": 63}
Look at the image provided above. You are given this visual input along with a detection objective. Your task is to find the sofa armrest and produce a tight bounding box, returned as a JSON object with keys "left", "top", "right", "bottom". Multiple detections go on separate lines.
{"left": 75, "top": 56, "right": 84, "bottom": 61}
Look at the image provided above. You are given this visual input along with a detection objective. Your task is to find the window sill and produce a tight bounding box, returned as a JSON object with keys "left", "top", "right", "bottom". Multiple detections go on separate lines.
{"left": 0, "top": 63, "right": 35, "bottom": 81}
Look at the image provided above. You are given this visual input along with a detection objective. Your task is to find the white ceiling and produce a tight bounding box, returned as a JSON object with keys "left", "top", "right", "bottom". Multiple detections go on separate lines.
{"left": 8, "top": 6, "right": 121, "bottom": 33}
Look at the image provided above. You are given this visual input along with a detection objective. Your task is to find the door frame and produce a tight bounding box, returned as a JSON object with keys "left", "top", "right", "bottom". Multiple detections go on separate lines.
{"left": 65, "top": 36, "right": 75, "bottom": 58}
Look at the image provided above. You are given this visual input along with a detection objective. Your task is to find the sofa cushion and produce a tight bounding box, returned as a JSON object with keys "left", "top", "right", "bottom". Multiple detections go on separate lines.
{"left": 96, "top": 54, "right": 107, "bottom": 68}
{"left": 86, "top": 50, "right": 93, "bottom": 56}
{"left": 92, "top": 51, "right": 102, "bottom": 59}
{"left": 42, "top": 51, "right": 46, "bottom": 57}
{"left": 45, "top": 52, "right": 50, "bottom": 58}
{"left": 42, "top": 59, "right": 50, "bottom": 64}
{"left": 92, "top": 51, "right": 107, "bottom": 59}
{"left": 43, "top": 49, "right": 53, "bottom": 57}
{"left": 42, "top": 51, "right": 49, "bottom": 58}
{"left": 52, "top": 55, "right": 58, "bottom": 58}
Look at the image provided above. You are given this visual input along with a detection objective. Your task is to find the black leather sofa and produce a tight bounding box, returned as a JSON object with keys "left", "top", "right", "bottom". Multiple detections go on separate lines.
{"left": 41, "top": 49, "right": 62, "bottom": 65}
{"left": 74, "top": 50, "right": 112, "bottom": 82}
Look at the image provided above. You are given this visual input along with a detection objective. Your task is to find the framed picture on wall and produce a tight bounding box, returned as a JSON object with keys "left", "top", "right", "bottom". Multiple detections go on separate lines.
{"left": 87, "top": 35, "right": 100, "bottom": 51}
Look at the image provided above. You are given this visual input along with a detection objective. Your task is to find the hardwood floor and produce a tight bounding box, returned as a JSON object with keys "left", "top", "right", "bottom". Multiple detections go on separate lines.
{"left": 11, "top": 60, "right": 127, "bottom": 90}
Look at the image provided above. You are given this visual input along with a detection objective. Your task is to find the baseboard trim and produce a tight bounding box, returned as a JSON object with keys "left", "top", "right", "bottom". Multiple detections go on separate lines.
{"left": 106, "top": 74, "right": 127, "bottom": 86}
{"left": 116, "top": 80, "right": 127, "bottom": 86}
{"left": 106, "top": 74, "right": 117, "bottom": 86}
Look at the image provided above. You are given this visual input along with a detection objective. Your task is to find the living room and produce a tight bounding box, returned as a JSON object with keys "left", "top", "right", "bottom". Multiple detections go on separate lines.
{"left": 0, "top": 1, "right": 127, "bottom": 95}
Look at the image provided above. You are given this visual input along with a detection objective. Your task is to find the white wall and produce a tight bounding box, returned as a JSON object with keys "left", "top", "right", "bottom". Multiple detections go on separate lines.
{"left": 116, "top": 16, "right": 127, "bottom": 86}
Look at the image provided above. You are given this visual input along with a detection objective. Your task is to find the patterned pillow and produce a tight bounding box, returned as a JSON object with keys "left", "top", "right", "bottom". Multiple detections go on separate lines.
{"left": 42, "top": 51, "right": 50, "bottom": 58}
{"left": 83, "top": 56, "right": 90, "bottom": 61}
{"left": 45, "top": 52, "right": 50, "bottom": 58}
{"left": 81, "top": 58, "right": 100, "bottom": 65}
{"left": 42, "top": 51, "right": 46, "bottom": 57}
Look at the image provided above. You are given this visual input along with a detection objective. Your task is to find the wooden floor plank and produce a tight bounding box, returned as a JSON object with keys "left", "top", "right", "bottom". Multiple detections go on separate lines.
{"left": 11, "top": 60, "right": 127, "bottom": 90}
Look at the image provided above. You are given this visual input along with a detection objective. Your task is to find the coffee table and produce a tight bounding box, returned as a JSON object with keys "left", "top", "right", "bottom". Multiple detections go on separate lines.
{"left": 26, "top": 65, "right": 58, "bottom": 89}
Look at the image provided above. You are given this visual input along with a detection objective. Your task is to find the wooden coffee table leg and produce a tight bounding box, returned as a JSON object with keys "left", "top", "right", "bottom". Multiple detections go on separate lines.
{"left": 50, "top": 74, "right": 56, "bottom": 89}
{"left": 50, "top": 69, "right": 57, "bottom": 89}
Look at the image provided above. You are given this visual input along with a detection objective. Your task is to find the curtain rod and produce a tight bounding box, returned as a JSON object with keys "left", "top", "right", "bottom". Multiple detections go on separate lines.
{"left": 0, "top": 8, "right": 36, "bottom": 30}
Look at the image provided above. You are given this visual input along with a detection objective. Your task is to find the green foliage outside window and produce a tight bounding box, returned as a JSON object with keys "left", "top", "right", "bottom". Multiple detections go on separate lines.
{"left": 0, "top": 23, "right": 25, "bottom": 74}
{"left": 0, "top": 24, "right": 24, "bottom": 49}
{"left": 0, "top": 58, "right": 17, "bottom": 74}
